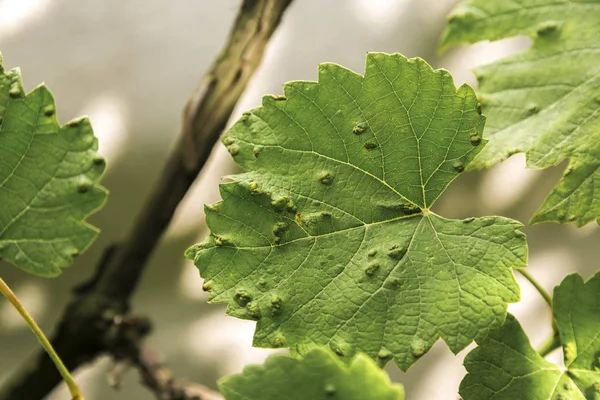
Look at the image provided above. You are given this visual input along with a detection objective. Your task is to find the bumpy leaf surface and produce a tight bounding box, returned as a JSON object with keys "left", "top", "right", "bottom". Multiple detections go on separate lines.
{"left": 460, "top": 273, "right": 600, "bottom": 400}
{"left": 219, "top": 348, "right": 405, "bottom": 400}
{"left": 187, "top": 53, "right": 527, "bottom": 371}
{"left": 0, "top": 54, "right": 107, "bottom": 277}
{"left": 441, "top": 0, "right": 600, "bottom": 226}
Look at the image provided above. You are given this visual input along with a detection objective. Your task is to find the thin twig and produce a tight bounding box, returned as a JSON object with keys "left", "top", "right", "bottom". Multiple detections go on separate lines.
{"left": 0, "top": 1, "right": 294, "bottom": 399}
{"left": 133, "top": 344, "right": 223, "bottom": 400}
{"left": 0, "top": 278, "right": 84, "bottom": 400}
{"left": 104, "top": 314, "right": 223, "bottom": 400}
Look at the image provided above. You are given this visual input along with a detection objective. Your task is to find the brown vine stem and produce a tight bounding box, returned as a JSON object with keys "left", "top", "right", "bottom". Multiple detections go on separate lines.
{"left": 0, "top": 1, "right": 294, "bottom": 399}
{"left": 0, "top": 277, "right": 84, "bottom": 400}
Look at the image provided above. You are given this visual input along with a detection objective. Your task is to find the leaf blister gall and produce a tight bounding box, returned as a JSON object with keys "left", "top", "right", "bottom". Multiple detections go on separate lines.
{"left": 564, "top": 343, "right": 576, "bottom": 363}
{"left": 271, "top": 195, "right": 295, "bottom": 213}
{"left": 324, "top": 383, "right": 336, "bottom": 396}
{"left": 527, "top": 104, "right": 540, "bottom": 115}
{"left": 410, "top": 338, "right": 426, "bottom": 358}
{"left": 298, "top": 211, "right": 332, "bottom": 228}
{"left": 234, "top": 289, "right": 252, "bottom": 306}
{"left": 352, "top": 122, "right": 367, "bottom": 135}
{"left": 227, "top": 144, "right": 240, "bottom": 156}
{"left": 319, "top": 171, "right": 334, "bottom": 185}
{"left": 377, "top": 348, "right": 392, "bottom": 360}
{"left": 246, "top": 301, "right": 262, "bottom": 320}
{"left": 387, "top": 246, "right": 406, "bottom": 260}
{"left": 536, "top": 20, "right": 560, "bottom": 36}
{"left": 8, "top": 85, "right": 21, "bottom": 98}
{"left": 273, "top": 332, "right": 286, "bottom": 347}
{"left": 365, "top": 262, "right": 380, "bottom": 276}
{"left": 402, "top": 204, "right": 420, "bottom": 215}
{"left": 93, "top": 155, "right": 105, "bottom": 166}
{"left": 44, "top": 105, "right": 55, "bottom": 116}
{"left": 184, "top": 243, "right": 204, "bottom": 260}
{"left": 470, "top": 133, "right": 482, "bottom": 146}
{"left": 330, "top": 338, "right": 350, "bottom": 357}
{"left": 67, "top": 118, "right": 82, "bottom": 128}
{"left": 213, "top": 234, "right": 232, "bottom": 246}
{"left": 271, "top": 295, "right": 283, "bottom": 316}
{"left": 77, "top": 180, "right": 91, "bottom": 193}
{"left": 452, "top": 160, "right": 465, "bottom": 172}
{"left": 272, "top": 222, "right": 288, "bottom": 244}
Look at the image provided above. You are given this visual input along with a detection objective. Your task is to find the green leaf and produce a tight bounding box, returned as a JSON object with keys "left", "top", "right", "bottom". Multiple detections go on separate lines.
{"left": 219, "top": 348, "right": 405, "bottom": 400}
{"left": 187, "top": 53, "right": 527, "bottom": 371}
{"left": 460, "top": 273, "right": 600, "bottom": 400}
{"left": 441, "top": 0, "right": 600, "bottom": 226}
{"left": 0, "top": 54, "right": 107, "bottom": 277}
{"left": 554, "top": 273, "right": 600, "bottom": 394}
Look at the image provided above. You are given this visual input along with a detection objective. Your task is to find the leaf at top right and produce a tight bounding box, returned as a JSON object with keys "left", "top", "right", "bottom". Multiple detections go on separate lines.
{"left": 440, "top": 0, "right": 600, "bottom": 226}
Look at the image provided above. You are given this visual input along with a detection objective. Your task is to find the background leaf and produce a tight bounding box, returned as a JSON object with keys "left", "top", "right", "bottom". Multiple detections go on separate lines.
{"left": 188, "top": 53, "right": 527, "bottom": 371}
{"left": 460, "top": 273, "right": 600, "bottom": 400}
{"left": 0, "top": 54, "right": 107, "bottom": 277}
{"left": 219, "top": 348, "right": 405, "bottom": 400}
{"left": 441, "top": 0, "right": 600, "bottom": 226}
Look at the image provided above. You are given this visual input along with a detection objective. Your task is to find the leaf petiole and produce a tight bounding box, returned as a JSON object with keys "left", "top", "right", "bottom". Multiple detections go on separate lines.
{"left": 518, "top": 269, "right": 552, "bottom": 308}
{"left": 517, "top": 269, "right": 561, "bottom": 357}
{"left": 537, "top": 333, "right": 561, "bottom": 358}
{"left": 0, "top": 277, "right": 84, "bottom": 400}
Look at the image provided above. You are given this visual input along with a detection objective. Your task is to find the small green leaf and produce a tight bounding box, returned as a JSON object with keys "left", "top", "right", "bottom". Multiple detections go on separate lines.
{"left": 0, "top": 54, "right": 107, "bottom": 277}
{"left": 219, "top": 348, "right": 405, "bottom": 400}
{"left": 188, "top": 53, "right": 527, "bottom": 370}
{"left": 441, "top": 0, "right": 600, "bottom": 226}
{"left": 460, "top": 272, "right": 600, "bottom": 400}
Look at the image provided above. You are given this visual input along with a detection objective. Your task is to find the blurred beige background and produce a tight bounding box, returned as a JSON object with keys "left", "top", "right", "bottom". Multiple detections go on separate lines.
{"left": 0, "top": 0, "right": 597, "bottom": 399}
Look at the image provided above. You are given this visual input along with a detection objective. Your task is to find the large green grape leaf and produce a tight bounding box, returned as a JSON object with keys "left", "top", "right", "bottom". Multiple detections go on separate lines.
{"left": 219, "top": 348, "right": 405, "bottom": 400}
{"left": 0, "top": 54, "right": 107, "bottom": 277}
{"left": 186, "top": 53, "right": 528, "bottom": 371}
{"left": 440, "top": 0, "right": 600, "bottom": 226}
{"left": 460, "top": 272, "right": 600, "bottom": 400}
